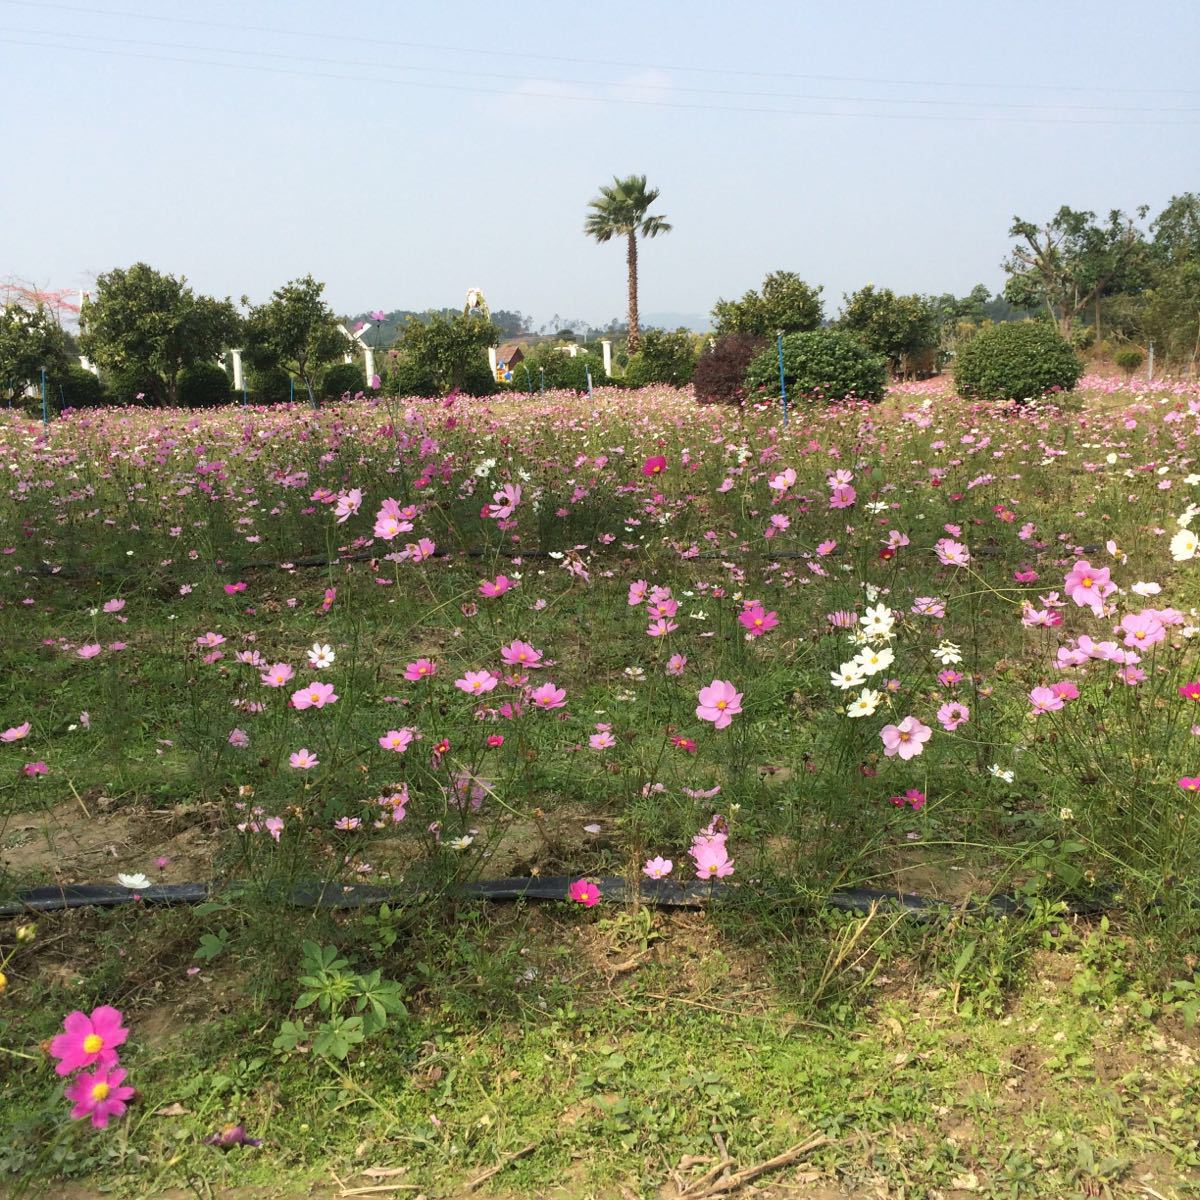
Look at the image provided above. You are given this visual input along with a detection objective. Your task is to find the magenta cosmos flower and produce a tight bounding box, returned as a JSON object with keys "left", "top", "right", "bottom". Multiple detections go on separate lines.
{"left": 291, "top": 682, "right": 338, "bottom": 710}
{"left": 568, "top": 878, "right": 600, "bottom": 906}
{"left": 696, "top": 680, "right": 743, "bottom": 730}
{"left": 879, "top": 716, "right": 932, "bottom": 760}
{"left": 479, "top": 575, "right": 513, "bottom": 598}
{"left": 642, "top": 455, "right": 667, "bottom": 477}
{"left": 65, "top": 1065, "right": 135, "bottom": 1129}
{"left": 50, "top": 1006, "right": 128, "bottom": 1076}
{"left": 738, "top": 605, "right": 779, "bottom": 636}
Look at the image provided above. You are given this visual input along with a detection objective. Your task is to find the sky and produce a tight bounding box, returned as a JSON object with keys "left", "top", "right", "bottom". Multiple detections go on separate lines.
{"left": 1, "top": 0, "right": 1198, "bottom": 330}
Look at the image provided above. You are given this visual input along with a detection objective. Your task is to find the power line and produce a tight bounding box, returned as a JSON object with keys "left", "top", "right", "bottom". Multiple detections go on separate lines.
{"left": 0, "top": 22, "right": 1194, "bottom": 115}
{"left": 3, "top": 0, "right": 1199, "bottom": 98}
{"left": 4, "top": 33, "right": 1200, "bottom": 127}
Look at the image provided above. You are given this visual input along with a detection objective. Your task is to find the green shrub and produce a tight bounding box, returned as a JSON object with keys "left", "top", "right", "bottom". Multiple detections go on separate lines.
{"left": 386, "top": 356, "right": 439, "bottom": 398}
{"left": 248, "top": 365, "right": 294, "bottom": 404}
{"left": 692, "top": 334, "right": 766, "bottom": 404}
{"left": 954, "top": 322, "right": 1082, "bottom": 402}
{"left": 520, "top": 348, "right": 602, "bottom": 391}
{"left": 745, "top": 330, "right": 888, "bottom": 404}
{"left": 101, "top": 366, "right": 158, "bottom": 406}
{"left": 1114, "top": 346, "right": 1144, "bottom": 378}
{"left": 623, "top": 328, "right": 696, "bottom": 387}
{"left": 459, "top": 356, "right": 498, "bottom": 397}
{"left": 50, "top": 364, "right": 107, "bottom": 410}
{"left": 321, "top": 362, "right": 367, "bottom": 400}
{"left": 177, "top": 362, "right": 232, "bottom": 409}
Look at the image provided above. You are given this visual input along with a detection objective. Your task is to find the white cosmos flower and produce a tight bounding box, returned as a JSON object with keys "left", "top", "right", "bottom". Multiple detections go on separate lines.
{"left": 117, "top": 873, "right": 152, "bottom": 889}
{"left": 846, "top": 688, "right": 882, "bottom": 718}
{"left": 831, "top": 662, "right": 868, "bottom": 690}
{"left": 860, "top": 603, "right": 895, "bottom": 639}
{"left": 988, "top": 765, "right": 1015, "bottom": 783}
{"left": 1179, "top": 504, "right": 1200, "bottom": 530}
{"left": 1170, "top": 529, "right": 1198, "bottom": 562}
{"left": 851, "top": 646, "right": 895, "bottom": 677}
{"left": 1130, "top": 581, "right": 1161, "bottom": 597}
{"left": 307, "top": 642, "right": 335, "bottom": 669}
{"left": 932, "top": 641, "right": 963, "bottom": 666}
{"left": 865, "top": 500, "right": 890, "bottom": 514}
{"left": 447, "top": 836, "right": 475, "bottom": 851}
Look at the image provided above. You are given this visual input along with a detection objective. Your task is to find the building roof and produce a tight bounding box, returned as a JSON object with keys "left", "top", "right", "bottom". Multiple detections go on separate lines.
{"left": 496, "top": 342, "right": 526, "bottom": 362}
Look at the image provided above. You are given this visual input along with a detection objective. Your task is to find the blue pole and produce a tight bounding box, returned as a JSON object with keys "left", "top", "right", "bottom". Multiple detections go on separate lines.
{"left": 776, "top": 332, "right": 788, "bottom": 427}
{"left": 289, "top": 376, "right": 295, "bottom": 405}
{"left": 40, "top": 366, "right": 48, "bottom": 427}
{"left": 539, "top": 367, "right": 545, "bottom": 394}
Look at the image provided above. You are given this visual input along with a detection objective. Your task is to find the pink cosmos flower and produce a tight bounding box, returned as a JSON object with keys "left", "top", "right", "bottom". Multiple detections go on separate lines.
{"left": 379, "top": 729, "right": 414, "bottom": 752}
{"left": 738, "top": 605, "right": 779, "bottom": 637}
{"left": 912, "top": 596, "right": 945, "bottom": 617}
{"left": 479, "top": 575, "right": 513, "bottom": 598}
{"left": 405, "top": 538, "right": 437, "bottom": 562}
{"left": 1120, "top": 611, "right": 1166, "bottom": 649}
{"left": 289, "top": 748, "right": 319, "bottom": 769}
{"left": 500, "top": 640, "right": 543, "bottom": 668}
{"left": 1051, "top": 680, "right": 1079, "bottom": 700}
{"left": 690, "top": 834, "right": 734, "bottom": 879}
{"left": 77, "top": 643, "right": 102, "bottom": 659}
{"left": 485, "top": 483, "right": 522, "bottom": 519}
{"left": 102, "top": 598, "right": 125, "bottom": 613}
{"left": 223, "top": 581, "right": 247, "bottom": 595}
{"left": 455, "top": 671, "right": 498, "bottom": 695}
{"left": 665, "top": 653, "right": 687, "bottom": 677}
{"left": 195, "top": 632, "right": 226, "bottom": 649}
{"left": 642, "top": 455, "right": 667, "bottom": 477}
{"left": 879, "top": 716, "right": 931, "bottom": 760}
{"left": 696, "top": 680, "right": 743, "bottom": 729}
{"left": 292, "top": 682, "right": 338, "bottom": 710}
{"left": 828, "top": 484, "right": 856, "bottom": 509}
{"left": 647, "top": 618, "right": 678, "bottom": 637}
{"left": 1, "top": 722, "right": 30, "bottom": 742}
{"left": 23, "top": 761, "right": 48, "bottom": 776}
{"left": 333, "top": 488, "right": 363, "bottom": 524}
{"left": 264, "top": 816, "right": 284, "bottom": 841}
{"left": 64, "top": 1066, "right": 135, "bottom": 1129}
{"left": 769, "top": 468, "right": 796, "bottom": 491}
{"left": 643, "top": 856, "right": 673, "bottom": 879}
{"left": 260, "top": 662, "right": 295, "bottom": 688}
{"left": 227, "top": 728, "right": 250, "bottom": 748}
{"left": 936, "top": 702, "right": 969, "bottom": 731}
{"left": 589, "top": 727, "right": 616, "bottom": 750}
{"left": 1028, "top": 686, "right": 1064, "bottom": 714}
{"left": 1179, "top": 776, "right": 1200, "bottom": 791}
{"left": 50, "top": 1006, "right": 128, "bottom": 1076}
{"left": 934, "top": 539, "right": 970, "bottom": 566}
{"left": 816, "top": 540, "right": 837, "bottom": 556}
{"left": 1064, "top": 560, "right": 1115, "bottom": 614}
{"left": 530, "top": 682, "right": 567, "bottom": 710}
{"left": 404, "top": 658, "right": 437, "bottom": 681}
{"left": 628, "top": 579, "right": 648, "bottom": 605}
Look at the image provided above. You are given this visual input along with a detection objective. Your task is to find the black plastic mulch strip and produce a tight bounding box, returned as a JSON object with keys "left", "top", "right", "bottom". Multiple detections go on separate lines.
{"left": 0, "top": 876, "right": 1109, "bottom": 921}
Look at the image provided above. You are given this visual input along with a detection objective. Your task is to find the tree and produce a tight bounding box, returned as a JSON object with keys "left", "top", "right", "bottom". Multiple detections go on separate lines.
{"left": 0, "top": 302, "right": 69, "bottom": 404}
{"left": 839, "top": 286, "right": 940, "bottom": 373}
{"left": 1002, "top": 207, "right": 1149, "bottom": 340}
{"left": 79, "top": 263, "right": 242, "bottom": 406}
{"left": 623, "top": 328, "right": 697, "bottom": 386}
{"left": 1150, "top": 193, "right": 1200, "bottom": 267}
{"left": 584, "top": 174, "right": 671, "bottom": 353}
{"left": 244, "top": 276, "right": 349, "bottom": 408}
{"left": 394, "top": 310, "right": 499, "bottom": 394}
{"left": 712, "top": 271, "right": 824, "bottom": 336}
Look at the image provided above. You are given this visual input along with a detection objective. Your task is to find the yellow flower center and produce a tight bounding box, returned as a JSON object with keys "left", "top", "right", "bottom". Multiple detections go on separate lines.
{"left": 716, "top": 700, "right": 727, "bottom": 710}
{"left": 1135, "top": 631, "right": 1145, "bottom": 639}
{"left": 1082, "top": 577, "right": 1093, "bottom": 588}
{"left": 83, "top": 1034, "right": 104, "bottom": 1054}
{"left": 91, "top": 1082, "right": 110, "bottom": 1101}
{"left": 899, "top": 732, "right": 910, "bottom": 742}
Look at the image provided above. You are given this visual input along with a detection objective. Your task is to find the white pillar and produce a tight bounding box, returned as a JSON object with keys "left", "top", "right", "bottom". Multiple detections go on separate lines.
{"left": 567, "top": 344, "right": 578, "bottom": 358}
{"left": 364, "top": 346, "right": 376, "bottom": 382}
{"left": 487, "top": 347, "right": 498, "bottom": 377}
{"left": 601, "top": 339, "right": 613, "bottom": 377}
{"left": 78, "top": 355, "right": 99, "bottom": 378}
{"left": 230, "top": 349, "right": 244, "bottom": 391}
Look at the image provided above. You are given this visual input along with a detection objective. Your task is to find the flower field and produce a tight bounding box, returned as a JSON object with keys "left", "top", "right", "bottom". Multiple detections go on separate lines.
{"left": 4, "top": 376, "right": 1200, "bottom": 1197}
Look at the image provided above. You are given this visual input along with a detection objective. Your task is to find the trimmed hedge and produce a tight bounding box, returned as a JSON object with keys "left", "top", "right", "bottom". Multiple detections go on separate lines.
{"left": 745, "top": 330, "right": 888, "bottom": 404}
{"left": 954, "top": 322, "right": 1082, "bottom": 402}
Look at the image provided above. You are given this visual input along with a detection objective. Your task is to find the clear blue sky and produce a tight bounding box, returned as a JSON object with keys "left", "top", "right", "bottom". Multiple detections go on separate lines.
{"left": 1, "top": 0, "right": 1197, "bottom": 328}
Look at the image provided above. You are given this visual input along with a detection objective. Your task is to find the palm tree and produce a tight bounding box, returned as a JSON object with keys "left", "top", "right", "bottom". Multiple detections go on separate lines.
{"left": 584, "top": 175, "right": 671, "bottom": 353}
